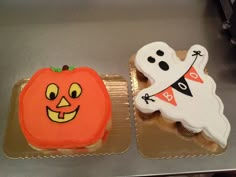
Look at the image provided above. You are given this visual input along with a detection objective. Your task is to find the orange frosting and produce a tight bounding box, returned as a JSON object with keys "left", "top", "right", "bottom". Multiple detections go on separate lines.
{"left": 19, "top": 67, "right": 111, "bottom": 149}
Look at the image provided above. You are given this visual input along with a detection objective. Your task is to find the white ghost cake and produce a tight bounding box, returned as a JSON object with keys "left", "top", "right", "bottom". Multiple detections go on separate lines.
{"left": 134, "top": 41, "right": 231, "bottom": 148}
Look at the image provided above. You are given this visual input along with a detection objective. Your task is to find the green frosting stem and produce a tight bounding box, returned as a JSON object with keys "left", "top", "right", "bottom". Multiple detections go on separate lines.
{"left": 50, "top": 67, "right": 62, "bottom": 72}
{"left": 50, "top": 66, "right": 75, "bottom": 72}
{"left": 69, "top": 66, "right": 75, "bottom": 71}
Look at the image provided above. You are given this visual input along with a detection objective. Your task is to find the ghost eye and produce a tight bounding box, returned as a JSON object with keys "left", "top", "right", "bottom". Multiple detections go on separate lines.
{"left": 147, "top": 56, "right": 155, "bottom": 63}
{"left": 156, "top": 50, "right": 164, "bottom": 56}
{"left": 46, "top": 83, "right": 59, "bottom": 100}
{"left": 69, "top": 83, "right": 82, "bottom": 99}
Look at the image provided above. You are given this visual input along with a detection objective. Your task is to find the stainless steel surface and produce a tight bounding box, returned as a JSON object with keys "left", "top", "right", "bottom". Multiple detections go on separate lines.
{"left": 0, "top": 0, "right": 236, "bottom": 176}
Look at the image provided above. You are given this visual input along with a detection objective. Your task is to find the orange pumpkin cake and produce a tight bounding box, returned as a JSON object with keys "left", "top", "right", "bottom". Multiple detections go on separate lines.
{"left": 19, "top": 65, "right": 112, "bottom": 151}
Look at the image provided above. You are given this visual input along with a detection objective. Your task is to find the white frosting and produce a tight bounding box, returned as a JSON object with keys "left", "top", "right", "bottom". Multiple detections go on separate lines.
{"left": 134, "top": 42, "right": 231, "bottom": 148}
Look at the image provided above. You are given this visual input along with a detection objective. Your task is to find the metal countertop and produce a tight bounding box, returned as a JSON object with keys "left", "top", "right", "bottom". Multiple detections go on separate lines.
{"left": 0, "top": 0, "right": 236, "bottom": 176}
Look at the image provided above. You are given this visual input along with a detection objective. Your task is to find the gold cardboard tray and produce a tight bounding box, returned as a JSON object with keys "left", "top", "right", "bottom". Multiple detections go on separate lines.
{"left": 3, "top": 75, "right": 131, "bottom": 159}
{"left": 129, "top": 51, "right": 225, "bottom": 159}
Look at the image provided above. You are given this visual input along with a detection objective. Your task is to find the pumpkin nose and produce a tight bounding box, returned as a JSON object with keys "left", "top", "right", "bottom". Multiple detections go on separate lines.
{"left": 57, "top": 97, "right": 70, "bottom": 108}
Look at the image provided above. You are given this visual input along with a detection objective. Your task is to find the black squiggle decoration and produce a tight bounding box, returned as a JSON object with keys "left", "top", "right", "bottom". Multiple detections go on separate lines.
{"left": 142, "top": 93, "right": 155, "bottom": 104}
{"left": 192, "top": 50, "right": 203, "bottom": 57}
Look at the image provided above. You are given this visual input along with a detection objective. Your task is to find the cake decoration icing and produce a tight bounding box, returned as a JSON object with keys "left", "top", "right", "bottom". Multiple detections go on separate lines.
{"left": 134, "top": 42, "right": 230, "bottom": 148}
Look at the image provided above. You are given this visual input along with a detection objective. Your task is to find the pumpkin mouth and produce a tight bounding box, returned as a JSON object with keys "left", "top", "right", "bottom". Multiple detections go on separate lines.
{"left": 46, "top": 106, "right": 80, "bottom": 123}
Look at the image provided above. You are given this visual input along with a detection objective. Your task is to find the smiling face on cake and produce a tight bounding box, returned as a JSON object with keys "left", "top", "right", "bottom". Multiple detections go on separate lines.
{"left": 45, "top": 82, "right": 82, "bottom": 123}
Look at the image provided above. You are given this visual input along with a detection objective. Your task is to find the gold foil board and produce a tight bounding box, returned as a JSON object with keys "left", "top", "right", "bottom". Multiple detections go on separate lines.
{"left": 129, "top": 51, "right": 225, "bottom": 159}
{"left": 3, "top": 75, "right": 131, "bottom": 159}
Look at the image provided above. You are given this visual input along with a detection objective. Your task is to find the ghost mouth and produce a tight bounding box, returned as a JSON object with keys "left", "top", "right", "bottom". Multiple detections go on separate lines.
{"left": 46, "top": 106, "right": 80, "bottom": 123}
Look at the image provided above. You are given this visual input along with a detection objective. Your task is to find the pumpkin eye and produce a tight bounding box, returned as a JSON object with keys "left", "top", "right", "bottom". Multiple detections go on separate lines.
{"left": 69, "top": 83, "right": 82, "bottom": 99}
{"left": 46, "top": 83, "right": 59, "bottom": 100}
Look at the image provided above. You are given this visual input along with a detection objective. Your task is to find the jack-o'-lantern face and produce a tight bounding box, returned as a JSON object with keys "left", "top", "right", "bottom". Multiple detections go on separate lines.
{"left": 45, "top": 82, "right": 82, "bottom": 123}
{"left": 19, "top": 66, "right": 111, "bottom": 149}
